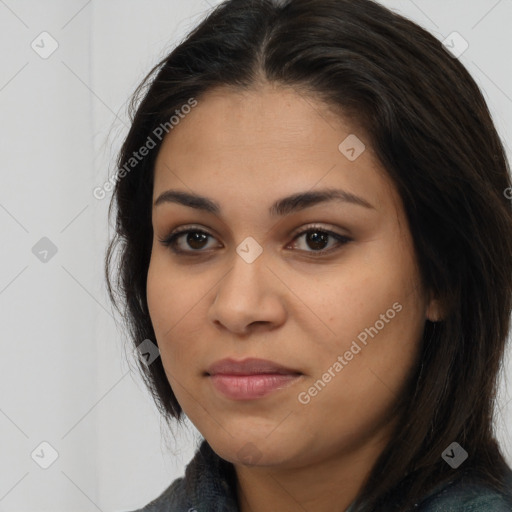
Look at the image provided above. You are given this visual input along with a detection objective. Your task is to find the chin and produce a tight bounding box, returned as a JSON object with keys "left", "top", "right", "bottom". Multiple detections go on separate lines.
{"left": 206, "top": 434, "right": 298, "bottom": 468}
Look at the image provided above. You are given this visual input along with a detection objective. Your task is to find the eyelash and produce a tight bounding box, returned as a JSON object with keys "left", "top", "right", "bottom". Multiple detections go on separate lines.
{"left": 158, "top": 224, "right": 352, "bottom": 257}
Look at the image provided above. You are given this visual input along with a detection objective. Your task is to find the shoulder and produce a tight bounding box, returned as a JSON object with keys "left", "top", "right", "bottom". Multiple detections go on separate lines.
{"left": 122, "top": 477, "right": 189, "bottom": 512}
{"left": 415, "top": 469, "right": 512, "bottom": 512}
{"left": 119, "top": 439, "right": 239, "bottom": 512}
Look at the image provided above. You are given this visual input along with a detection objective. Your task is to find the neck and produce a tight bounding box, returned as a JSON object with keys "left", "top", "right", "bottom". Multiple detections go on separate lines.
{"left": 233, "top": 430, "right": 391, "bottom": 512}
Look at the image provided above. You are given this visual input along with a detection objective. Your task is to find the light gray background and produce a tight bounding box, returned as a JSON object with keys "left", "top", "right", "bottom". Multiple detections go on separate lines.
{"left": 0, "top": 1, "right": 511, "bottom": 510}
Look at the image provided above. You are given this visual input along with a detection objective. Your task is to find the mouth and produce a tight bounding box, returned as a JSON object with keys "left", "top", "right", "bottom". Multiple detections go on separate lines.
{"left": 205, "top": 357, "right": 303, "bottom": 401}
{"left": 205, "top": 357, "right": 302, "bottom": 377}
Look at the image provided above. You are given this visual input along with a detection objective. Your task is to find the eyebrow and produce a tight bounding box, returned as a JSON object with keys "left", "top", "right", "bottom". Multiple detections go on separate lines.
{"left": 153, "top": 187, "right": 375, "bottom": 216}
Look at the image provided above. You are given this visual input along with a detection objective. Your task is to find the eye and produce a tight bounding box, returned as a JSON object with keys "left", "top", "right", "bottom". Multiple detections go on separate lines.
{"left": 158, "top": 225, "right": 218, "bottom": 254}
{"left": 158, "top": 224, "right": 351, "bottom": 256}
{"left": 287, "top": 225, "right": 351, "bottom": 256}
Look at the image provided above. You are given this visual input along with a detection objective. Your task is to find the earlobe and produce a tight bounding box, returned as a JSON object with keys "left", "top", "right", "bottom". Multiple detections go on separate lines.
{"left": 426, "top": 293, "right": 445, "bottom": 322}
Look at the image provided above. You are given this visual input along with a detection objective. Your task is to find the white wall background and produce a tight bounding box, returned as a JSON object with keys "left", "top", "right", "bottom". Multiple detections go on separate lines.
{"left": 0, "top": 1, "right": 511, "bottom": 510}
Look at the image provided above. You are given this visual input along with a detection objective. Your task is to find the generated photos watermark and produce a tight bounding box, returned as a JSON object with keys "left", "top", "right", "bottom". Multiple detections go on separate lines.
{"left": 297, "top": 301, "right": 403, "bottom": 405}
{"left": 93, "top": 97, "right": 198, "bottom": 200}
{"left": 442, "top": 442, "right": 468, "bottom": 469}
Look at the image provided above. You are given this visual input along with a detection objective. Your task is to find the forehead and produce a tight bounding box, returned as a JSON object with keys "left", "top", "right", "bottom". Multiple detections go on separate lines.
{"left": 152, "top": 84, "right": 400, "bottom": 218}
{"left": 156, "top": 84, "right": 355, "bottom": 160}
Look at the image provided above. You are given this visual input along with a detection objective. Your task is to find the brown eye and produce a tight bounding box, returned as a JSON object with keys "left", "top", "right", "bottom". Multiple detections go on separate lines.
{"left": 159, "top": 228, "right": 218, "bottom": 253}
{"left": 288, "top": 226, "right": 351, "bottom": 256}
{"left": 184, "top": 232, "right": 209, "bottom": 250}
{"left": 304, "top": 231, "right": 330, "bottom": 251}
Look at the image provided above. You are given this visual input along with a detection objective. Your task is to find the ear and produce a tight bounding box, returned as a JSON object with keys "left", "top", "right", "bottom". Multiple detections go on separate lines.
{"left": 425, "top": 289, "right": 445, "bottom": 322}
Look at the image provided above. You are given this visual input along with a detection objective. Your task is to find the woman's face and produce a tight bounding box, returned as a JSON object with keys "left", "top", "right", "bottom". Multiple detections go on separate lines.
{"left": 147, "top": 84, "right": 440, "bottom": 469}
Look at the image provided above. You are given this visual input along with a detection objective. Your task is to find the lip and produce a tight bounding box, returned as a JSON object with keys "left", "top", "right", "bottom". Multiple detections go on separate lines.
{"left": 206, "top": 357, "right": 301, "bottom": 376}
{"left": 205, "top": 357, "right": 303, "bottom": 401}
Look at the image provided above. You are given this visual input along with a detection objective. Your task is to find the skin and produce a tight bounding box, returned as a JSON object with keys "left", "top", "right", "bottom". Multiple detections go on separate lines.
{"left": 147, "top": 83, "right": 443, "bottom": 512}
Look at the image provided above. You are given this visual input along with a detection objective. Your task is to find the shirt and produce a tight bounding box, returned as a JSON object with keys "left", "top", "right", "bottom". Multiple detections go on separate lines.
{"left": 125, "top": 439, "right": 512, "bottom": 512}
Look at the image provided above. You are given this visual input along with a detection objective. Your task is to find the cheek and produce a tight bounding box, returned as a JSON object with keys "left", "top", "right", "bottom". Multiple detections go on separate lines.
{"left": 146, "top": 256, "right": 171, "bottom": 336}
{"left": 315, "top": 262, "right": 421, "bottom": 351}
{"left": 146, "top": 254, "right": 209, "bottom": 370}
{"left": 146, "top": 255, "right": 187, "bottom": 364}
{"left": 146, "top": 252, "right": 198, "bottom": 335}
{"left": 296, "top": 287, "right": 424, "bottom": 443}
{"left": 309, "top": 233, "right": 426, "bottom": 386}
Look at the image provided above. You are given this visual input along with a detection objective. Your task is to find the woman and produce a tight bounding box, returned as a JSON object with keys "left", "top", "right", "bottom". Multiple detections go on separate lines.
{"left": 106, "top": 0, "right": 512, "bottom": 510}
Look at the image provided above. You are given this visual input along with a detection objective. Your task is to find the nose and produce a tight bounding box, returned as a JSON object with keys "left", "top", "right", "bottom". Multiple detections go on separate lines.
{"left": 207, "top": 249, "right": 287, "bottom": 335}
